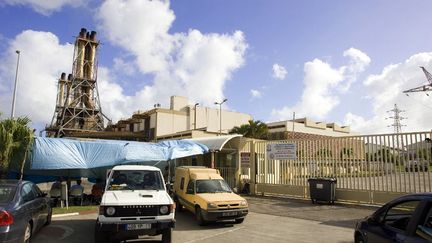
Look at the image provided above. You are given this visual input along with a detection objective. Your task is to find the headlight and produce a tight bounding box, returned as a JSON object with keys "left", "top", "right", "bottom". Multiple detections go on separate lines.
{"left": 106, "top": 207, "right": 116, "bottom": 216}
{"left": 159, "top": 205, "right": 169, "bottom": 215}
{"left": 208, "top": 203, "right": 218, "bottom": 209}
{"left": 240, "top": 200, "right": 248, "bottom": 206}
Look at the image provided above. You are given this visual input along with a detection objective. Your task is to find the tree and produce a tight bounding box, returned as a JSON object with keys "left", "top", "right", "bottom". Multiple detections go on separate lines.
{"left": 230, "top": 120, "right": 269, "bottom": 139}
{"left": 0, "top": 114, "right": 34, "bottom": 178}
{"left": 316, "top": 148, "right": 332, "bottom": 158}
{"left": 416, "top": 148, "right": 431, "bottom": 160}
{"left": 340, "top": 147, "right": 354, "bottom": 160}
{"left": 371, "top": 148, "right": 395, "bottom": 162}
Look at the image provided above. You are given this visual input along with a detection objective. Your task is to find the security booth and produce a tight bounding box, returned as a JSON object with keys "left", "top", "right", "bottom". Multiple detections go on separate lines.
{"left": 171, "top": 135, "right": 250, "bottom": 190}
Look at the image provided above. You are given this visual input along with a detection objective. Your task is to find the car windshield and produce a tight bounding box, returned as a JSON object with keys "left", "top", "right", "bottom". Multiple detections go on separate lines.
{"left": 196, "top": 179, "right": 232, "bottom": 193}
{"left": 107, "top": 170, "right": 164, "bottom": 191}
{"left": 0, "top": 185, "right": 16, "bottom": 204}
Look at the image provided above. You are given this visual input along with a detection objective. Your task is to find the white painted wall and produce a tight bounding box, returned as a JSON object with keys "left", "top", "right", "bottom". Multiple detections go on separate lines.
{"left": 156, "top": 112, "right": 188, "bottom": 136}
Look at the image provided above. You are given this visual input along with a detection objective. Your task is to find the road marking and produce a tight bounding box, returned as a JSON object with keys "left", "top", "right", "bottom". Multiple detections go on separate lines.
{"left": 183, "top": 226, "right": 245, "bottom": 243}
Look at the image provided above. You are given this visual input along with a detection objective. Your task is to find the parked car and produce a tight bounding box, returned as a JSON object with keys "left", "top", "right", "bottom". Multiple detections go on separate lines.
{"left": 173, "top": 166, "right": 248, "bottom": 225}
{"left": 405, "top": 160, "right": 429, "bottom": 172}
{"left": 95, "top": 165, "right": 175, "bottom": 243}
{"left": 355, "top": 193, "right": 432, "bottom": 243}
{"left": 0, "top": 179, "right": 52, "bottom": 243}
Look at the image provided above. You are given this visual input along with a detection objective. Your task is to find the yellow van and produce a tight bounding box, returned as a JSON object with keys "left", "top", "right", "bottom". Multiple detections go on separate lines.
{"left": 173, "top": 166, "right": 248, "bottom": 225}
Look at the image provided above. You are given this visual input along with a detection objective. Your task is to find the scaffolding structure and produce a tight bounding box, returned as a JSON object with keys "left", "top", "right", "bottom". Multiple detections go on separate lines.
{"left": 46, "top": 28, "right": 108, "bottom": 137}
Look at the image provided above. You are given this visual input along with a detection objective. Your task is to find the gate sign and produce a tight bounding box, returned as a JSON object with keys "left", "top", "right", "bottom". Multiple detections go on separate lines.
{"left": 241, "top": 152, "right": 250, "bottom": 168}
{"left": 266, "top": 143, "right": 296, "bottom": 160}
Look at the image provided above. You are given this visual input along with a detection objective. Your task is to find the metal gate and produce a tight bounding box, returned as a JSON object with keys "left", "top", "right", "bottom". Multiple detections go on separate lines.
{"left": 217, "top": 167, "right": 237, "bottom": 189}
{"left": 245, "top": 131, "right": 432, "bottom": 205}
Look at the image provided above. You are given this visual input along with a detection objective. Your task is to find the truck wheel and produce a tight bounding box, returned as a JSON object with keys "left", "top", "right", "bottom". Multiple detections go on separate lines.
{"left": 196, "top": 207, "right": 207, "bottom": 226}
{"left": 24, "top": 222, "right": 32, "bottom": 243}
{"left": 161, "top": 228, "right": 172, "bottom": 243}
{"left": 175, "top": 199, "right": 183, "bottom": 212}
{"left": 94, "top": 223, "right": 110, "bottom": 243}
{"left": 235, "top": 218, "right": 244, "bottom": 224}
{"left": 95, "top": 230, "right": 110, "bottom": 243}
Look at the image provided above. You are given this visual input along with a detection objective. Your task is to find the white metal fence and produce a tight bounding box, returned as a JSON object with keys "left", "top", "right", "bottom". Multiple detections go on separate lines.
{"left": 247, "top": 131, "right": 432, "bottom": 204}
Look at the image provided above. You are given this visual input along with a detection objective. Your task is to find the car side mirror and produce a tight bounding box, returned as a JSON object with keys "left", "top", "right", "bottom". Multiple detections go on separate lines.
{"left": 368, "top": 215, "right": 381, "bottom": 224}
{"left": 41, "top": 192, "right": 48, "bottom": 197}
{"left": 186, "top": 188, "right": 194, "bottom": 194}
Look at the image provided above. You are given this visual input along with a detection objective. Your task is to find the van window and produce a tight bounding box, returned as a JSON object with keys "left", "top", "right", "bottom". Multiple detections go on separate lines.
{"left": 186, "top": 180, "right": 195, "bottom": 194}
{"left": 196, "top": 179, "right": 232, "bottom": 193}
{"left": 180, "top": 177, "right": 185, "bottom": 190}
{"left": 107, "top": 170, "right": 164, "bottom": 191}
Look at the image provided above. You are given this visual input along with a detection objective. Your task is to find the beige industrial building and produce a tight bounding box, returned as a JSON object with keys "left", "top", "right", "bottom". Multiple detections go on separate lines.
{"left": 71, "top": 96, "right": 253, "bottom": 142}
{"left": 267, "top": 117, "right": 355, "bottom": 140}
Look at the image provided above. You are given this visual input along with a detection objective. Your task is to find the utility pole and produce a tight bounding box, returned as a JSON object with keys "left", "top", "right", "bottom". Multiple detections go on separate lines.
{"left": 292, "top": 112, "right": 295, "bottom": 139}
{"left": 11, "top": 50, "right": 20, "bottom": 118}
{"left": 386, "top": 104, "right": 406, "bottom": 133}
{"left": 194, "top": 103, "right": 199, "bottom": 130}
{"left": 214, "top": 99, "right": 227, "bottom": 135}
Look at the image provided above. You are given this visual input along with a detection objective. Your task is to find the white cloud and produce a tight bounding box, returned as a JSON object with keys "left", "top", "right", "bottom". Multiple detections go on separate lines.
{"left": 95, "top": 0, "right": 247, "bottom": 121}
{"left": 250, "top": 89, "right": 262, "bottom": 99}
{"left": 113, "top": 57, "right": 136, "bottom": 76}
{"left": 272, "top": 63, "right": 287, "bottom": 80}
{"left": 344, "top": 52, "right": 432, "bottom": 134}
{"left": 96, "top": 0, "right": 175, "bottom": 74}
{"left": 1, "top": 0, "right": 88, "bottom": 15}
{"left": 271, "top": 48, "right": 370, "bottom": 121}
{"left": 0, "top": 0, "right": 248, "bottom": 126}
{"left": 0, "top": 30, "right": 73, "bottom": 124}
{"left": 340, "top": 47, "right": 371, "bottom": 92}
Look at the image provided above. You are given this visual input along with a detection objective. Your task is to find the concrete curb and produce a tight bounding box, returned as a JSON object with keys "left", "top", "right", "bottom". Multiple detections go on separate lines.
{"left": 52, "top": 212, "right": 79, "bottom": 218}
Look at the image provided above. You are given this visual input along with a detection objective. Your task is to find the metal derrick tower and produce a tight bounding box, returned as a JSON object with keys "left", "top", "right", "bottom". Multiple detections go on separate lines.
{"left": 46, "top": 28, "right": 107, "bottom": 137}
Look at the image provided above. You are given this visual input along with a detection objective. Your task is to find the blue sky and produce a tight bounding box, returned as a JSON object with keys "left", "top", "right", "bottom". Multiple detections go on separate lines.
{"left": 1, "top": 0, "right": 432, "bottom": 134}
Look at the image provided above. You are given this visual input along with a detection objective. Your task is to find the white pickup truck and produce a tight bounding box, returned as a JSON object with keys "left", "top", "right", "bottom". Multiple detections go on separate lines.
{"left": 94, "top": 165, "right": 175, "bottom": 243}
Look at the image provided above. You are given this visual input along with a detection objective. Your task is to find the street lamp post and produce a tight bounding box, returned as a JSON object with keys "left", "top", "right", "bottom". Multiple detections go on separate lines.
{"left": 214, "top": 98, "right": 227, "bottom": 136}
{"left": 11, "top": 50, "right": 20, "bottom": 118}
{"left": 194, "top": 103, "right": 199, "bottom": 130}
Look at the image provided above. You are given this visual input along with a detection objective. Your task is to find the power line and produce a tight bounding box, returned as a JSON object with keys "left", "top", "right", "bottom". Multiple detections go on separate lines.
{"left": 386, "top": 104, "right": 406, "bottom": 133}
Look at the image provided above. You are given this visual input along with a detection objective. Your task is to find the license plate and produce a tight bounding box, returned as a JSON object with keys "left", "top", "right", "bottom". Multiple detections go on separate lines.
{"left": 222, "top": 211, "right": 237, "bottom": 217}
{"left": 126, "top": 223, "right": 151, "bottom": 230}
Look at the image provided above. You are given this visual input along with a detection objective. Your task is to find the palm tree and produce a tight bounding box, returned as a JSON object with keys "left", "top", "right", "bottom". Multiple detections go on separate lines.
{"left": 0, "top": 114, "right": 34, "bottom": 178}
{"left": 230, "top": 120, "right": 268, "bottom": 139}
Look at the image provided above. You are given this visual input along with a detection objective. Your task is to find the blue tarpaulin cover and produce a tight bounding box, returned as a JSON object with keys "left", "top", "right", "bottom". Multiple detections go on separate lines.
{"left": 31, "top": 137, "right": 209, "bottom": 170}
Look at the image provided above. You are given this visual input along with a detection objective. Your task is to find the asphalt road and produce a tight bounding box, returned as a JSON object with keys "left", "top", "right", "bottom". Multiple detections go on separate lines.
{"left": 32, "top": 196, "right": 375, "bottom": 243}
